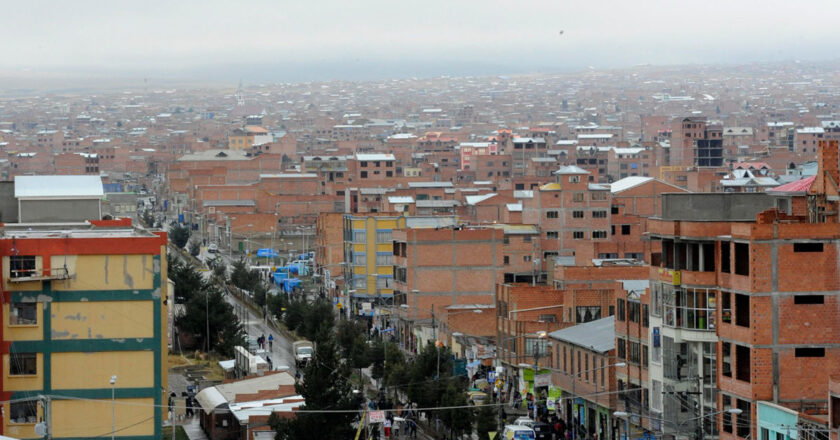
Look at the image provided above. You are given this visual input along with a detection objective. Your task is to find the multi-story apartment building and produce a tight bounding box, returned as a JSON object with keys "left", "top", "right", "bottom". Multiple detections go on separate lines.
{"left": 0, "top": 175, "right": 168, "bottom": 440}
{"left": 392, "top": 226, "right": 502, "bottom": 352}
{"left": 645, "top": 142, "right": 840, "bottom": 440}
{"left": 522, "top": 166, "right": 611, "bottom": 266}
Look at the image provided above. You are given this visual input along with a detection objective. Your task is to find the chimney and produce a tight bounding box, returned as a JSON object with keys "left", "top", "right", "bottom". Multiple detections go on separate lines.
{"left": 813, "top": 140, "right": 840, "bottom": 196}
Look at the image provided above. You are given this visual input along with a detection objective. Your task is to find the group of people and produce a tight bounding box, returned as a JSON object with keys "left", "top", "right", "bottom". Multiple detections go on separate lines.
{"left": 365, "top": 399, "right": 418, "bottom": 439}
{"left": 257, "top": 333, "right": 274, "bottom": 351}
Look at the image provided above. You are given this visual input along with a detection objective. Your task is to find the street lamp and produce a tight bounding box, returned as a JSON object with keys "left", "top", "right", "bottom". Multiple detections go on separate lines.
{"left": 110, "top": 375, "right": 117, "bottom": 440}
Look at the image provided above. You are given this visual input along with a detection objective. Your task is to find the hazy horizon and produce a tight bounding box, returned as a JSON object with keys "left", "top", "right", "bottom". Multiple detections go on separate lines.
{"left": 3, "top": 0, "right": 840, "bottom": 88}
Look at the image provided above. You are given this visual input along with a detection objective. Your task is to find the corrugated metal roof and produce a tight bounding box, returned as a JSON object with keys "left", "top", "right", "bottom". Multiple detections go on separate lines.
{"left": 355, "top": 153, "right": 395, "bottom": 161}
{"left": 359, "top": 188, "right": 389, "bottom": 195}
{"left": 408, "top": 181, "right": 453, "bottom": 188}
{"left": 465, "top": 193, "right": 497, "bottom": 205}
{"left": 259, "top": 173, "right": 318, "bottom": 179}
{"left": 610, "top": 176, "right": 653, "bottom": 193}
{"left": 506, "top": 203, "right": 522, "bottom": 212}
{"left": 416, "top": 200, "right": 460, "bottom": 208}
{"left": 548, "top": 316, "right": 615, "bottom": 353}
{"left": 196, "top": 386, "right": 227, "bottom": 412}
{"left": 768, "top": 175, "right": 816, "bottom": 194}
{"left": 15, "top": 175, "right": 103, "bottom": 199}
{"left": 492, "top": 224, "right": 538, "bottom": 235}
{"left": 203, "top": 200, "right": 256, "bottom": 207}
{"left": 554, "top": 165, "right": 590, "bottom": 175}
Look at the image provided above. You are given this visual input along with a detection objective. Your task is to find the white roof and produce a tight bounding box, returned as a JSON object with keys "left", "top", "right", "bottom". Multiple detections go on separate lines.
{"left": 355, "top": 153, "right": 395, "bottom": 161}
{"left": 796, "top": 127, "right": 824, "bottom": 134}
{"left": 513, "top": 190, "right": 533, "bottom": 199}
{"left": 407, "top": 181, "right": 453, "bottom": 188}
{"left": 554, "top": 165, "right": 590, "bottom": 175}
{"left": 577, "top": 133, "right": 613, "bottom": 139}
{"left": 556, "top": 140, "right": 579, "bottom": 145}
{"left": 230, "top": 396, "right": 305, "bottom": 423}
{"left": 459, "top": 142, "right": 493, "bottom": 148}
{"left": 465, "top": 193, "right": 497, "bottom": 205}
{"left": 610, "top": 176, "right": 653, "bottom": 193}
{"left": 259, "top": 173, "right": 318, "bottom": 179}
{"left": 612, "top": 148, "right": 645, "bottom": 155}
{"left": 195, "top": 386, "right": 227, "bottom": 412}
{"left": 506, "top": 203, "right": 523, "bottom": 212}
{"left": 388, "top": 133, "right": 417, "bottom": 139}
{"left": 15, "top": 175, "right": 103, "bottom": 199}
{"left": 513, "top": 137, "right": 545, "bottom": 143}
{"left": 388, "top": 196, "right": 414, "bottom": 204}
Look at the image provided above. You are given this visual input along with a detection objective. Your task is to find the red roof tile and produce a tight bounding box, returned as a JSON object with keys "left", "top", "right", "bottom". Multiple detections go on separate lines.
{"left": 768, "top": 175, "right": 815, "bottom": 193}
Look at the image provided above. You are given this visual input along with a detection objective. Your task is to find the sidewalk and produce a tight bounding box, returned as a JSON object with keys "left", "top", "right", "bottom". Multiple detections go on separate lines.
{"left": 182, "top": 418, "right": 208, "bottom": 440}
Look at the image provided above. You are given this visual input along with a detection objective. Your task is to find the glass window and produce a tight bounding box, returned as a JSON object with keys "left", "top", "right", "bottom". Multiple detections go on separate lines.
{"left": 617, "top": 299, "right": 625, "bottom": 321}
{"left": 10, "top": 256, "right": 36, "bottom": 278}
{"left": 525, "top": 338, "right": 548, "bottom": 357}
{"left": 9, "top": 401, "right": 37, "bottom": 424}
{"left": 10, "top": 353, "right": 37, "bottom": 375}
{"left": 576, "top": 306, "right": 601, "bottom": 323}
{"left": 10, "top": 303, "right": 37, "bottom": 325}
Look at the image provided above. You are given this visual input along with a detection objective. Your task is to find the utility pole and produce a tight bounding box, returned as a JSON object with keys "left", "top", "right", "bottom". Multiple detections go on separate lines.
{"left": 205, "top": 289, "right": 210, "bottom": 353}
{"left": 433, "top": 304, "right": 439, "bottom": 379}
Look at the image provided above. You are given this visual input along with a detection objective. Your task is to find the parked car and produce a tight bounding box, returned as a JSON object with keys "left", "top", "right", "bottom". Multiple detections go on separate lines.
{"left": 467, "top": 390, "right": 489, "bottom": 406}
{"left": 503, "top": 424, "right": 536, "bottom": 440}
{"left": 532, "top": 422, "right": 553, "bottom": 440}
{"left": 513, "top": 417, "right": 536, "bottom": 429}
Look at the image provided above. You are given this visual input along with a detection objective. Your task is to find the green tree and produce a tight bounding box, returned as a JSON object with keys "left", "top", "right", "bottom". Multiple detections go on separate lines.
{"left": 230, "top": 258, "right": 260, "bottom": 292}
{"left": 188, "top": 238, "right": 200, "bottom": 257}
{"left": 405, "top": 343, "right": 460, "bottom": 410}
{"left": 170, "top": 224, "right": 190, "bottom": 249}
{"left": 211, "top": 263, "right": 227, "bottom": 283}
{"left": 475, "top": 404, "right": 498, "bottom": 440}
{"left": 167, "top": 254, "right": 205, "bottom": 304}
{"left": 282, "top": 296, "right": 306, "bottom": 332}
{"left": 253, "top": 283, "right": 268, "bottom": 308}
{"left": 175, "top": 284, "right": 245, "bottom": 356}
{"left": 298, "top": 299, "right": 335, "bottom": 343}
{"left": 440, "top": 383, "right": 474, "bottom": 438}
{"left": 269, "top": 335, "right": 358, "bottom": 439}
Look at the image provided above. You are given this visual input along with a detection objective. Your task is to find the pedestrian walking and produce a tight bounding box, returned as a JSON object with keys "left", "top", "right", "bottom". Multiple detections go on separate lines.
{"left": 384, "top": 418, "right": 392, "bottom": 439}
{"left": 268, "top": 334, "right": 274, "bottom": 350}
{"left": 408, "top": 419, "right": 417, "bottom": 438}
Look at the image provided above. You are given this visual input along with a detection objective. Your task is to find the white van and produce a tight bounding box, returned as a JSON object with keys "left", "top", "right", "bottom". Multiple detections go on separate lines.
{"left": 503, "top": 424, "right": 536, "bottom": 440}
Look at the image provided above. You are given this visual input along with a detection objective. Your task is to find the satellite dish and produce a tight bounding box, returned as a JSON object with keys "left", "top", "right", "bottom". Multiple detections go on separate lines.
{"left": 35, "top": 422, "right": 48, "bottom": 437}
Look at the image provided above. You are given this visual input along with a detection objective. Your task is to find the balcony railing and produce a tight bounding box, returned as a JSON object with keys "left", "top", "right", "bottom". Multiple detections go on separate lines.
{"left": 663, "top": 304, "right": 715, "bottom": 330}
{"left": 9, "top": 267, "right": 71, "bottom": 283}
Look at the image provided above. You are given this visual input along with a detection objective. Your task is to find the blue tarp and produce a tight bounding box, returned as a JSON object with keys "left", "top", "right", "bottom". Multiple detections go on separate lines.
{"left": 282, "top": 278, "right": 302, "bottom": 293}
{"left": 256, "top": 248, "right": 279, "bottom": 258}
{"left": 273, "top": 271, "right": 289, "bottom": 285}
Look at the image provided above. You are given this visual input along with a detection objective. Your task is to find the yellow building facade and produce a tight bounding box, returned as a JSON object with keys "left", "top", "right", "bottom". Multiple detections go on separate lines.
{"left": 0, "top": 223, "right": 168, "bottom": 439}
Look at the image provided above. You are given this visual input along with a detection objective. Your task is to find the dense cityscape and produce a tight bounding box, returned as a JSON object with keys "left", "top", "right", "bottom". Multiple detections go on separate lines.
{"left": 2, "top": 0, "right": 840, "bottom": 437}
{"left": 0, "top": 59, "right": 838, "bottom": 440}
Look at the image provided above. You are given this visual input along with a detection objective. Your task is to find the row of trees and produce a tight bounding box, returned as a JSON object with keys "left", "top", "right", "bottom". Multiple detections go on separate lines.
{"left": 168, "top": 254, "right": 245, "bottom": 357}
{"left": 267, "top": 298, "right": 495, "bottom": 439}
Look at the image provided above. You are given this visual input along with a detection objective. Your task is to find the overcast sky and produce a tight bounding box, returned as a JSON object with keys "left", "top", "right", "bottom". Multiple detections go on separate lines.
{"left": 3, "top": 0, "right": 839, "bottom": 81}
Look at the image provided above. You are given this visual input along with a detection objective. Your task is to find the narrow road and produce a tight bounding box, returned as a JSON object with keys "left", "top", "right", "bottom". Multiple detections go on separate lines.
{"left": 201, "top": 249, "right": 298, "bottom": 371}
